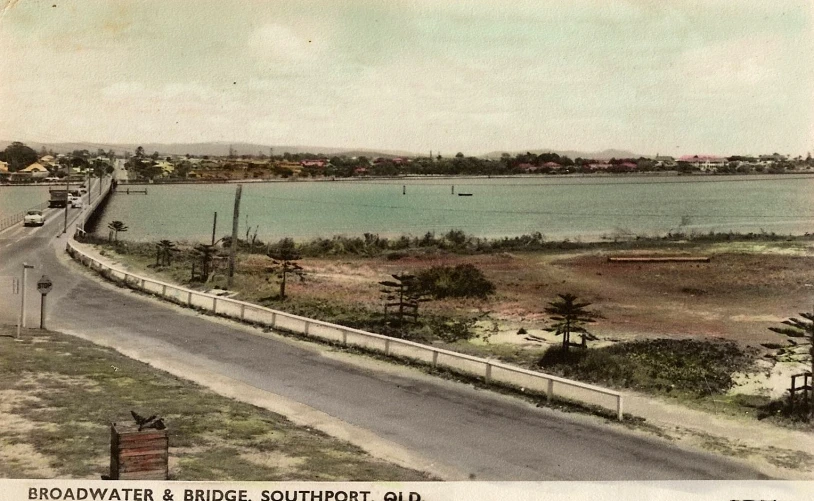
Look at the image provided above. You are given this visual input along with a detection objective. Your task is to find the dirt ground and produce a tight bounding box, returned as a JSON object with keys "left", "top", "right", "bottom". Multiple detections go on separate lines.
{"left": 291, "top": 241, "right": 814, "bottom": 347}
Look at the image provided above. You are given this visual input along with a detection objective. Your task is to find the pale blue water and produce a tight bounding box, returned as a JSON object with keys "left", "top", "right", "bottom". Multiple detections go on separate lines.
{"left": 60, "top": 175, "right": 814, "bottom": 242}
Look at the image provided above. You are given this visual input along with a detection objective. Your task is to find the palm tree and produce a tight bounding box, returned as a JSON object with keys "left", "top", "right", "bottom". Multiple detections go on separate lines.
{"left": 107, "top": 221, "right": 128, "bottom": 243}
{"left": 544, "top": 293, "right": 601, "bottom": 352}
{"left": 770, "top": 308, "right": 814, "bottom": 412}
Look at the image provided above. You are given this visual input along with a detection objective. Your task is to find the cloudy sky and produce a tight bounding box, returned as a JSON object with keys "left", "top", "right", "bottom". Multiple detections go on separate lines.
{"left": 0, "top": 0, "right": 811, "bottom": 156}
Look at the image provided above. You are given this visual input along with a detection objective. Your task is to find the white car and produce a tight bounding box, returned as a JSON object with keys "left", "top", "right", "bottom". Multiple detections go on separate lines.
{"left": 24, "top": 210, "right": 45, "bottom": 226}
{"left": 70, "top": 196, "right": 83, "bottom": 208}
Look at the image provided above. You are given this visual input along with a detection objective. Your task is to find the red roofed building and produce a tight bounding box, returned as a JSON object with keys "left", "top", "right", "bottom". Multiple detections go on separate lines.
{"left": 301, "top": 159, "right": 327, "bottom": 168}
{"left": 678, "top": 155, "right": 727, "bottom": 171}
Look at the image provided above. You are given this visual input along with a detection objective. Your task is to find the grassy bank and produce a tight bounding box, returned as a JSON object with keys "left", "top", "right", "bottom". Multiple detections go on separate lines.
{"left": 87, "top": 229, "right": 814, "bottom": 259}
{"left": 0, "top": 326, "right": 433, "bottom": 480}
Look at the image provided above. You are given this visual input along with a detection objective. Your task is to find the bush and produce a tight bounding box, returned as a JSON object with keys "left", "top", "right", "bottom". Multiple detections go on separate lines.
{"left": 428, "top": 315, "right": 480, "bottom": 343}
{"left": 415, "top": 264, "right": 496, "bottom": 299}
{"left": 537, "top": 339, "right": 755, "bottom": 396}
{"left": 755, "top": 396, "right": 811, "bottom": 423}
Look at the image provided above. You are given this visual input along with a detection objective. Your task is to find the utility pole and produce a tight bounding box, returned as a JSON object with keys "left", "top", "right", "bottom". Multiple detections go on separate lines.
{"left": 211, "top": 212, "right": 218, "bottom": 245}
{"left": 227, "top": 185, "right": 242, "bottom": 288}
{"left": 17, "top": 263, "right": 34, "bottom": 338}
{"left": 63, "top": 177, "right": 70, "bottom": 234}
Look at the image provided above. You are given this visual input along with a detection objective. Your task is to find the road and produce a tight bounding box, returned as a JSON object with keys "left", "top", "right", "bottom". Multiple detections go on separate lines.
{"left": 0, "top": 182, "right": 768, "bottom": 480}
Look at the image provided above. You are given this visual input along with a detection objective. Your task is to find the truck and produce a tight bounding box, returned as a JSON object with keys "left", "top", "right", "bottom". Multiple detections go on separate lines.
{"left": 49, "top": 189, "right": 69, "bottom": 208}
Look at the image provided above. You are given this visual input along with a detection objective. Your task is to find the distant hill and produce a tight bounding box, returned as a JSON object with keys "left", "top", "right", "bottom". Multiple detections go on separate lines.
{"left": 0, "top": 140, "right": 418, "bottom": 158}
{"left": 481, "top": 148, "right": 643, "bottom": 160}
{"left": 3, "top": 139, "right": 648, "bottom": 160}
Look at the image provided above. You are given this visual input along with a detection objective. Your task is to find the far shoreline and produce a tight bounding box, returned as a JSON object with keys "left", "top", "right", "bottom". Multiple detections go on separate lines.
{"left": 5, "top": 169, "right": 814, "bottom": 188}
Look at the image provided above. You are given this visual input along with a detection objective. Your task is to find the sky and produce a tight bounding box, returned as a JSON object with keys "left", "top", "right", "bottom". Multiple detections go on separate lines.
{"left": 0, "top": 0, "right": 812, "bottom": 156}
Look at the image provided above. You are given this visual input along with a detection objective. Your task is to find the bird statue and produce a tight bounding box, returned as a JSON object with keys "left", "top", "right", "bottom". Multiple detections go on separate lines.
{"left": 130, "top": 410, "right": 165, "bottom": 431}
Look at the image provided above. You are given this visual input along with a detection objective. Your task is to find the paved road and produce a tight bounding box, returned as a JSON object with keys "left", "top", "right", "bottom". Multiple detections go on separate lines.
{"left": 0, "top": 188, "right": 768, "bottom": 480}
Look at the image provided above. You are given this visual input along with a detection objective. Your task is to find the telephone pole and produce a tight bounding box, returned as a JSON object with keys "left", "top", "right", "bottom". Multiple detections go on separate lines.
{"left": 211, "top": 212, "right": 218, "bottom": 245}
{"left": 63, "top": 177, "right": 70, "bottom": 234}
{"left": 227, "top": 185, "right": 242, "bottom": 288}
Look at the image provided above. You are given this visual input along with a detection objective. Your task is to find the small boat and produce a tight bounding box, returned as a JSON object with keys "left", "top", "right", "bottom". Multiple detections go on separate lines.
{"left": 457, "top": 193, "right": 473, "bottom": 197}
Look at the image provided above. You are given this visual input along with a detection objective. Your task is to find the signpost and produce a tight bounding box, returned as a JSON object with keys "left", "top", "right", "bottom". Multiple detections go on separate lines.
{"left": 37, "top": 275, "right": 53, "bottom": 330}
{"left": 17, "top": 263, "right": 34, "bottom": 338}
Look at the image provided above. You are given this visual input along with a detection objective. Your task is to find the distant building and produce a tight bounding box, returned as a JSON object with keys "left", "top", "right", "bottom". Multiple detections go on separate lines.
{"left": 654, "top": 155, "right": 676, "bottom": 167}
{"left": 758, "top": 154, "right": 787, "bottom": 164}
{"left": 678, "top": 155, "right": 727, "bottom": 171}
{"left": 20, "top": 163, "right": 50, "bottom": 178}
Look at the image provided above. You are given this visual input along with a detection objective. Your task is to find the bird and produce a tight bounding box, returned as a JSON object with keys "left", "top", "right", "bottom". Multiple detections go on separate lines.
{"left": 143, "top": 418, "right": 166, "bottom": 431}
{"left": 130, "top": 411, "right": 162, "bottom": 431}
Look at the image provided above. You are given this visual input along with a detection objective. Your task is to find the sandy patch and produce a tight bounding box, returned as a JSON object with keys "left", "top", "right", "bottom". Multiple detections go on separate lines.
{"left": 0, "top": 390, "right": 61, "bottom": 477}
{"left": 729, "top": 314, "right": 787, "bottom": 323}
{"left": 241, "top": 451, "right": 304, "bottom": 472}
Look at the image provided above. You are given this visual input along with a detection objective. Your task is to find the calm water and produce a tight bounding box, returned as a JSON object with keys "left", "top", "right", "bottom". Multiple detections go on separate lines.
{"left": 83, "top": 175, "right": 814, "bottom": 242}
{"left": 0, "top": 186, "right": 50, "bottom": 218}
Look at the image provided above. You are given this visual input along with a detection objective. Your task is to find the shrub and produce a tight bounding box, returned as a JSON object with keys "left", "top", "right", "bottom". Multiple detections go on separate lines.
{"left": 415, "top": 264, "right": 496, "bottom": 299}
{"left": 428, "top": 315, "right": 480, "bottom": 343}
{"left": 537, "top": 339, "right": 755, "bottom": 396}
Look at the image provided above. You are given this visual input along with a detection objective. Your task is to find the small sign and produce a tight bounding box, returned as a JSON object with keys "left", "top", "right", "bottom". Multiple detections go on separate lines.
{"left": 37, "top": 275, "right": 53, "bottom": 295}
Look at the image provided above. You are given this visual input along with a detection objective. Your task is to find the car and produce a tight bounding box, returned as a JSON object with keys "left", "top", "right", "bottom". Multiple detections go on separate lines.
{"left": 23, "top": 210, "right": 45, "bottom": 226}
{"left": 70, "top": 195, "right": 83, "bottom": 208}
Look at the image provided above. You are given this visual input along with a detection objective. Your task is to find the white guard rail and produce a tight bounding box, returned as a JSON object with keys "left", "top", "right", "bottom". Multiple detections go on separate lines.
{"left": 66, "top": 241, "right": 624, "bottom": 420}
{"left": 73, "top": 176, "right": 112, "bottom": 236}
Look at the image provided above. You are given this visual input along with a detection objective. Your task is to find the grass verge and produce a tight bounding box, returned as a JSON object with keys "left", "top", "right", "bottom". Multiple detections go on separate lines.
{"left": 0, "top": 326, "right": 433, "bottom": 481}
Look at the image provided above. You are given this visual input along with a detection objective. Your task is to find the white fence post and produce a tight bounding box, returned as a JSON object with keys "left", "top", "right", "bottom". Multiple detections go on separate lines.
{"left": 617, "top": 396, "right": 623, "bottom": 421}
{"left": 240, "top": 304, "right": 246, "bottom": 320}
{"left": 547, "top": 379, "right": 554, "bottom": 402}
{"left": 432, "top": 351, "right": 438, "bottom": 368}
{"left": 213, "top": 297, "right": 218, "bottom": 313}
{"left": 485, "top": 363, "right": 492, "bottom": 383}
